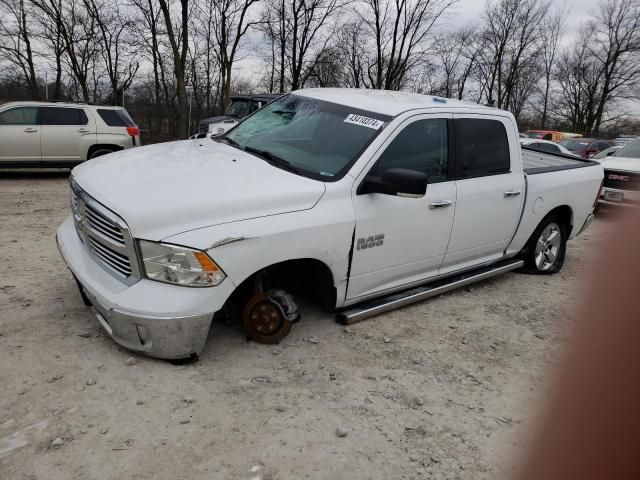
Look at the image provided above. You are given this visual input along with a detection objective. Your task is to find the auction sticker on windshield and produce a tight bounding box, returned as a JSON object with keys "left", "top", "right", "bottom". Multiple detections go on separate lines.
{"left": 344, "top": 114, "right": 384, "bottom": 130}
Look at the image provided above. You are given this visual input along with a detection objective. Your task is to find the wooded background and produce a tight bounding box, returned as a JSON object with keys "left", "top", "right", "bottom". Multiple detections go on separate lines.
{"left": 1, "top": 0, "right": 639, "bottom": 139}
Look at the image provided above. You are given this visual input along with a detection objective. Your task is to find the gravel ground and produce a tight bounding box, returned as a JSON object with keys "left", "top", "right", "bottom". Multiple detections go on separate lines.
{"left": 0, "top": 171, "right": 610, "bottom": 480}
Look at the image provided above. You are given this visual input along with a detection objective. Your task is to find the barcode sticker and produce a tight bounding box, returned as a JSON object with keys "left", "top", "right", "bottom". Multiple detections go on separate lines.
{"left": 344, "top": 114, "right": 384, "bottom": 130}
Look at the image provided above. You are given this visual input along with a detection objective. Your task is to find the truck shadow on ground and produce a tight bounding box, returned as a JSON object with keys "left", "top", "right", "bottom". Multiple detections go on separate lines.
{"left": 0, "top": 169, "right": 71, "bottom": 179}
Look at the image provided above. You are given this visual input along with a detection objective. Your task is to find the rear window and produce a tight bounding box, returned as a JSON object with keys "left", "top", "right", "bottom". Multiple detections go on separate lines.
{"left": 560, "top": 139, "right": 590, "bottom": 151}
{"left": 613, "top": 139, "right": 640, "bottom": 159}
{"left": 525, "top": 131, "right": 544, "bottom": 139}
{"left": 97, "top": 109, "right": 134, "bottom": 127}
{"left": 41, "top": 107, "right": 88, "bottom": 125}
{"left": 530, "top": 142, "right": 560, "bottom": 153}
{"left": 455, "top": 118, "right": 510, "bottom": 178}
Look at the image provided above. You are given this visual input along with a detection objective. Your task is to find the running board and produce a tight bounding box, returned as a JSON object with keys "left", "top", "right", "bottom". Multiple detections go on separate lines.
{"left": 336, "top": 259, "right": 524, "bottom": 325}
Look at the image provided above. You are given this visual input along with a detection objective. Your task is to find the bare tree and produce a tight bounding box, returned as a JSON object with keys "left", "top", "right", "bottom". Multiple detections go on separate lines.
{"left": 432, "top": 25, "right": 479, "bottom": 99}
{"left": 0, "top": 0, "right": 40, "bottom": 98}
{"left": 129, "top": 0, "right": 170, "bottom": 132}
{"left": 538, "top": 6, "right": 565, "bottom": 128}
{"left": 358, "top": 0, "right": 456, "bottom": 90}
{"left": 261, "top": 0, "right": 342, "bottom": 92}
{"left": 476, "top": 0, "right": 550, "bottom": 110}
{"left": 211, "top": 0, "right": 260, "bottom": 110}
{"left": 554, "top": 29, "right": 604, "bottom": 134}
{"left": 32, "top": 0, "right": 100, "bottom": 101}
{"left": 192, "top": 0, "right": 220, "bottom": 111}
{"left": 335, "top": 19, "right": 367, "bottom": 88}
{"left": 32, "top": 0, "right": 67, "bottom": 99}
{"left": 83, "top": 0, "right": 140, "bottom": 104}
{"left": 589, "top": 0, "right": 640, "bottom": 134}
{"left": 157, "top": 0, "right": 190, "bottom": 138}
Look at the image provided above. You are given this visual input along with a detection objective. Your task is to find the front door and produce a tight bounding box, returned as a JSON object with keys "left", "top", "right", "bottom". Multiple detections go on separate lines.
{"left": 348, "top": 114, "right": 456, "bottom": 301}
{"left": 0, "top": 106, "right": 40, "bottom": 163}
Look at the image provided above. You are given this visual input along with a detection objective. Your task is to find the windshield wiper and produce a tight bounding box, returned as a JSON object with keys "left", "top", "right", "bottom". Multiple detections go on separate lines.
{"left": 216, "top": 136, "right": 242, "bottom": 149}
{"left": 244, "top": 146, "right": 302, "bottom": 174}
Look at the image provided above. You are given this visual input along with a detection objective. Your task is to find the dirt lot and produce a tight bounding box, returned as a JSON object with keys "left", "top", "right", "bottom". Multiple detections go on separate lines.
{"left": 0, "top": 171, "right": 610, "bottom": 480}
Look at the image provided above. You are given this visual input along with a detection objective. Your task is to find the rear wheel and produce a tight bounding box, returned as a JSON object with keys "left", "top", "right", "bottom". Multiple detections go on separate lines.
{"left": 522, "top": 216, "right": 567, "bottom": 274}
{"left": 89, "top": 147, "right": 115, "bottom": 159}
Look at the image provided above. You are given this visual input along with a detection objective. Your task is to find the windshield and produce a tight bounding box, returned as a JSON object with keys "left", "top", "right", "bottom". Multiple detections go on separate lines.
{"left": 224, "top": 94, "right": 392, "bottom": 180}
{"left": 560, "top": 139, "right": 590, "bottom": 151}
{"left": 225, "top": 99, "right": 252, "bottom": 118}
{"left": 613, "top": 139, "right": 640, "bottom": 159}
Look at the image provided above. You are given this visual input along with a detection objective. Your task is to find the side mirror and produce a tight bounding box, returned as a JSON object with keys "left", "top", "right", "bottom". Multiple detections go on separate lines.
{"left": 359, "top": 168, "right": 427, "bottom": 197}
{"left": 607, "top": 151, "right": 615, "bottom": 156}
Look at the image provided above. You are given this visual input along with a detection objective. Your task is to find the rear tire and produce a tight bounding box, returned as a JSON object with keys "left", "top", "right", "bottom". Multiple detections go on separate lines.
{"left": 89, "top": 147, "right": 115, "bottom": 159}
{"left": 521, "top": 215, "right": 567, "bottom": 274}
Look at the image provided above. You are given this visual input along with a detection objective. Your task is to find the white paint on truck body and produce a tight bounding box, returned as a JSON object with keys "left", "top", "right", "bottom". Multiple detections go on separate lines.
{"left": 57, "top": 88, "right": 604, "bottom": 358}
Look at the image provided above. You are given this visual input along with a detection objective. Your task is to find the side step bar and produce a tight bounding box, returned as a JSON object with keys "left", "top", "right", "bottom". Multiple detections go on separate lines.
{"left": 336, "top": 259, "right": 524, "bottom": 325}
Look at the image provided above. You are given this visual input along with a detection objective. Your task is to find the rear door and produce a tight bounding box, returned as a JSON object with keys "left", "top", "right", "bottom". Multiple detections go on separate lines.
{"left": 440, "top": 115, "right": 525, "bottom": 274}
{"left": 348, "top": 114, "right": 457, "bottom": 300}
{"left": 0, "top": 106, "right": 40, "bottom": 163}
{"left": 40, "top": 106, "right": 95, "bottom": 162}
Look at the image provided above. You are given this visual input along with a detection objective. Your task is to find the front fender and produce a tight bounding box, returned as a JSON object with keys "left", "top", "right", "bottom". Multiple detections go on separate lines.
{"left": 162, "top": 193, "right": 355, "bottom": 307}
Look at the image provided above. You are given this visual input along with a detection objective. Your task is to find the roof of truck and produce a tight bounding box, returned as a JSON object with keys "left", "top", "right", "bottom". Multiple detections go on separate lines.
{"left": 294, "top": 88, "right": 496, "bottom": 117}
{"left": 230, "top": 93, "right": 283, "bottom": 102}
{"left": 0, "top": 101, "right": 124, "bottom": 110}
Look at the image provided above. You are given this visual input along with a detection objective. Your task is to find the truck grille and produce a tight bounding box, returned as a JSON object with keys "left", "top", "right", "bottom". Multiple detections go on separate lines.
{"left": 603, "top": 169, "right": 640, "bottom": 191}
{"left": 70, "top": 180, "right": 139, "bottom": 283}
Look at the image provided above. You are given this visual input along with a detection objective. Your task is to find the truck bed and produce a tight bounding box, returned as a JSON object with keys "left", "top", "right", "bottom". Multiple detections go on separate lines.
{"left": 522, "top": 145, "right": 598, "bottom": 175}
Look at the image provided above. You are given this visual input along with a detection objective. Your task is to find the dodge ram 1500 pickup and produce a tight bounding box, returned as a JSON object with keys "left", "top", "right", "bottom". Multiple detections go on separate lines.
{"left": 57, "top": 88, "right": 604, "bottom": 359}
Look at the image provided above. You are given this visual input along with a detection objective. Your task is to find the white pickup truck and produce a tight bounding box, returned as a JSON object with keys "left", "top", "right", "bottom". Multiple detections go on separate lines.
{"left": 57, "top": 89, "right": 603, "bottom": 359}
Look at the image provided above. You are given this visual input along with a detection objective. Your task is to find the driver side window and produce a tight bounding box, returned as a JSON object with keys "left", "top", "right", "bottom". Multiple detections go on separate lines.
{"left": 370, "top": 118, "right": 449, "bottom": 183}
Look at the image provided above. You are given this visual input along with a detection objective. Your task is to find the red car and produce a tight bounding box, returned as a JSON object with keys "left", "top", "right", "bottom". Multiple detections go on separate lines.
{"left": 559, "top": 138, "right": 615, "bottom": 159}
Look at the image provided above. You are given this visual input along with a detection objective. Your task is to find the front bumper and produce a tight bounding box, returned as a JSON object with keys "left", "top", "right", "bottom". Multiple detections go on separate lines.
{"left": 56, "top": 216, "right": 235, "bottom": 359}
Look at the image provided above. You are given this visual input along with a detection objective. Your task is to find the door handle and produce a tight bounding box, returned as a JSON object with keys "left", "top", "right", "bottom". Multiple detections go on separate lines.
{"left": 24, "top": 128, "right": 38, "bottom": 133}
{"left": 77, "top": 128, "right": 90, "bottom": 133}
{"left": 504, "top": 190, "right": 521, "bottom": 197}
{"left": 428, "top": 200, "right": 453, "bottom": 209}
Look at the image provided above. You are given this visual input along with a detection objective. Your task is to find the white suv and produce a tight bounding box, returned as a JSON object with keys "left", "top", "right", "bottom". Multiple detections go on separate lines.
{"left": 0, "top": 101, "right": 141, "bottom": 167}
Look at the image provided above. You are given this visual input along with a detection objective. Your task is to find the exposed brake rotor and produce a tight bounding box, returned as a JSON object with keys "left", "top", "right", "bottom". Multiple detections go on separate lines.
{"left": 242, "top": 289, "right": 300, "bottom": 344}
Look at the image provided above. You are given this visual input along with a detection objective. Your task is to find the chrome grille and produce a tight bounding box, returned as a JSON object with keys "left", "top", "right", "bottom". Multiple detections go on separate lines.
{"left": 70, "top": 179, "right": 139, "bottom": 283}
{"left": 85, "top": 204, "right": 126, "bottom": 245}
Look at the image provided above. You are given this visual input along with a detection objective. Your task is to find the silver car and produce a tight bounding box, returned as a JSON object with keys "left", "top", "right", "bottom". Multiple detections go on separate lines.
{"left": 0, "top": 101, "right": 141, "bottom": 167}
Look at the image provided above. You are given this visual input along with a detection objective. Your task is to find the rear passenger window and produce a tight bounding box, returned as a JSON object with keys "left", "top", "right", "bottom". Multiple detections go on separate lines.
{"left": 97, "top": 109, "right": 133, "bottom": 127}
{"left": 455, "top": 118, "right": 510, "bottom": 178}
{"left": 0, "top": 107, "right": 37, "bottom": 125}
{"left": 41, "top": 107, "right": 88, "bottom": 125}
{"left": 532, "top": 142, "right": 559, "bottom": 153}
{"left": 370, "top": 118, "right": 449, "bottom": 183}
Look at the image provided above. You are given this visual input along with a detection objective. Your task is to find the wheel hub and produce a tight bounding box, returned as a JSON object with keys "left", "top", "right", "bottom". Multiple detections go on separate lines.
{"left": 534, "top": 223, "right": 561, "bottom": 271}
{"left": 242, "top": 291, "right": 298, "bottom": 344}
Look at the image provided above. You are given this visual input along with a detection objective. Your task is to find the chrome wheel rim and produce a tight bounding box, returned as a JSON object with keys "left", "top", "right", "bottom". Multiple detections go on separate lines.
{"left": 534, "top": 223, "right": 561, "bottom": 271}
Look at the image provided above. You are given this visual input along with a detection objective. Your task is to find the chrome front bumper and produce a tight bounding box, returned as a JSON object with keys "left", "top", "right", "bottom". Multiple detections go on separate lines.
{"left": 78, "top": 285, "right": 213, "bottom": 359}
{"left": 56, "top": 216, "right": 234, "bottom": 359}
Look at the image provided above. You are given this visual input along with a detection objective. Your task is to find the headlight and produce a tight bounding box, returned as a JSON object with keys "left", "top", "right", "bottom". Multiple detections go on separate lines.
{"left": 138, "top": 240, "right": 226, "bottom": 287}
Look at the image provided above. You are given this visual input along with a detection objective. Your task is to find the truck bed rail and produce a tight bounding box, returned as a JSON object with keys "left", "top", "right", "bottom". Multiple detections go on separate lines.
{"left": 522, "top": 145, "right": 599, "bottom": 175}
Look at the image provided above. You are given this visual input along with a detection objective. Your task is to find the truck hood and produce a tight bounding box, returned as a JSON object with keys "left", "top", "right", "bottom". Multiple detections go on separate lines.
{"left": 600, "top": 156, "right": 640, "bottom": 172}
{"left": 71, "top": 140, "right": 326, "bottom": 240}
